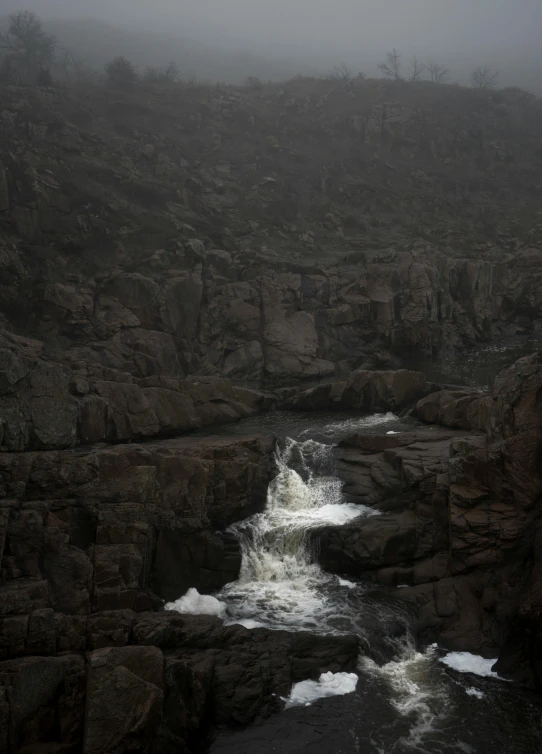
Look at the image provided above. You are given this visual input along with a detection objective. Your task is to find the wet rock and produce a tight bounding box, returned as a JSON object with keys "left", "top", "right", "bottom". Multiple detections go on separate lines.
{"left": 415, "top": 389, "right": 487, "bottom": 428}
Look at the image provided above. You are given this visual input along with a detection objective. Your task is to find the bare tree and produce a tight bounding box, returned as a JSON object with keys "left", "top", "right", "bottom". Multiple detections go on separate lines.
{"left": 57, "top": 47, "right": 98, "bottom": 84}
{"left": 329, "top": 61, "right": 353, "bottom": 83}
{"left": 105, "top": 56, "right": 138, "bottom": 87}
{"left": 378, "top": 49, "right": 402, "bottom": 80}
{"left": 426, "top": 61, "right": 449, "bottom": 84}
{"left": 144, "top": 61, "right": 181, "bottom": 84}
{"left": 0, "top": 10, "right": 56, "bottom": 84}
{"left": 471, "top": 65, "right": 499, "bottom": 89}
{"left": 409, "top": 57, "right": 425, "bottom": 81}
{"left": 57, "top": 47, "right": 82, "bottom": 80}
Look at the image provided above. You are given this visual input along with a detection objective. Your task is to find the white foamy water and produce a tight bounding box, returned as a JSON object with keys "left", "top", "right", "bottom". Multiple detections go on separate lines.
{"left": 360, "top": 643, "right": 450, "bottom": 752}
{"left": 338, "top": 577, "right": 357, "bottom": 589}
{"left": 217, "top": 425, "right": 386, "bottom": 632}
{"left": 439, "top": 652, "right": 499, "bottom": 679}
{"left": 465, "top": 687, "right": 485, "bottom": 699}
{"left": 282, "top": 671, "right": 359, "bottom": 708}
{"left": 165, "top": 587, "right": 227, "bottom": 617}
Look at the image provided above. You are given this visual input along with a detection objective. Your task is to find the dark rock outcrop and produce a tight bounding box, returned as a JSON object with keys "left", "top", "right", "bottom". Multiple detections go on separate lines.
{"left": 0, "top": 611, "right": 359, "bottom": 753}
{"left": 0, "top": 330, "right": 274, "bottom": 452}
{"left": 0, "top": 429, "right": 322, "bottom": 752}
{"left": 0, "top": 433, "right": 274, "bottom": 619}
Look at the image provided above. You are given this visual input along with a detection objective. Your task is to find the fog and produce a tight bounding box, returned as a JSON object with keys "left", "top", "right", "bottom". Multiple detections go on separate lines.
{"left": 2, "top": 0, "right": 542, "bottom": 89}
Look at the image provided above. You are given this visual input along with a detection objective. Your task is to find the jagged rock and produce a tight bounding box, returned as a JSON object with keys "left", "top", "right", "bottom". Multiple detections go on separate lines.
{"left": 0, "top": 333, "right": 275, "bottom": 451}
{"left": 0, "top": 654, "right": 86, "bottom": 752}
{"left": 415, "top": 388, "right": 487, "bottom": 428}
{"left": 0, "top": 611, "right": 359, "bottom": 753}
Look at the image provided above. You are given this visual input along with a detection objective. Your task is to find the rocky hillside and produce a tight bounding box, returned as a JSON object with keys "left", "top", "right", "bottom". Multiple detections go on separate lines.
{"left": 1, "top": 77, "right": 542, "bottom": 397}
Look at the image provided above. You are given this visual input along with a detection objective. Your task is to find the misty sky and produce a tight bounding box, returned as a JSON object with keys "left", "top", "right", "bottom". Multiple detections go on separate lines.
{"left": 3, "top": 0, "right": 542, "bottom": 86}
{"left": 6, "top": 0, "right": 542, "bottom": 52}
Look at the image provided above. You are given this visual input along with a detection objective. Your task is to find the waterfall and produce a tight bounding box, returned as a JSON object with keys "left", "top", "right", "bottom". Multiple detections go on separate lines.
{"left": 217, "top": 435, "right": 378, "bottom": 632}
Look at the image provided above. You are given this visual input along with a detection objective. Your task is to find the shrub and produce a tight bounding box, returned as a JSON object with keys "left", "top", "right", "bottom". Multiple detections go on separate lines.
{"left": 105, "top": 56, "right": 138, "bottom": 87}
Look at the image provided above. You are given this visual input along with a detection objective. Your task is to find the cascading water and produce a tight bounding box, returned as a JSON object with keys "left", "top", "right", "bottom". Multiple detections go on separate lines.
{"left": 217, "top": 435, "right": 380, "bottom": 632}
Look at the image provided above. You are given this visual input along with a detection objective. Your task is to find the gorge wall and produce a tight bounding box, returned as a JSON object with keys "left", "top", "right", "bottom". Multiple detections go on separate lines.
{"left": 1, "top": 73, "right": 542, "bottom": 752}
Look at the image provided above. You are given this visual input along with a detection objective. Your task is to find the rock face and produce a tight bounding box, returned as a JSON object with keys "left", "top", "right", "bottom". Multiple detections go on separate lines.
{"left": 0, "top": 330, "right": 274, "bottom": 452}
{"left": 0, "top": 431, "right": 288, "bottom": 752}
{"left": 315, "top": 353, "right": 542, "bottom": 687}
{"left": 282, "top": 368, "right": 433, "bottom": 412}
{"left": 1, "top": 83, "right": 542, "bottom": 391}
{"left": 0, "top": 433, "right": 274, "bottom": 616}
{"left": 0, "top": 612, "right": 359, "bottom": 754}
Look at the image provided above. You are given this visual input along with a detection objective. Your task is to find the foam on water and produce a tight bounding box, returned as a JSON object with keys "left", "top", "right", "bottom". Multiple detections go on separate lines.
{"left": 165, "top": 587, "right": 227, "bottom": 617}
{"left": 360, "top": 643, "right": 449, "bottom": 752}
{"left": 338, "top": 577, "right": 357, "bottom": 589}
{"left": 282, "top": 671, "right": 359, "bottom": 708}
{"left": 465, "top": 687, "right": 485, "bottom": 699}
{"left": 439, "top": 652, "right": 499, "bottom": 678}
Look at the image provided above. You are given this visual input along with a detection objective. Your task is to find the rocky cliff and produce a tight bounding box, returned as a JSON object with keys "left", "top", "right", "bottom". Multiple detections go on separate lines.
{"left": 1, "top": 80, "right": 542, "bottom": 393}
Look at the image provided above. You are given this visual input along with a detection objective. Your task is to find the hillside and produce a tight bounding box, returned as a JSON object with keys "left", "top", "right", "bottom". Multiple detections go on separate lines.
{"left": 1, "top": 76, "right": 542, "bottom": 397}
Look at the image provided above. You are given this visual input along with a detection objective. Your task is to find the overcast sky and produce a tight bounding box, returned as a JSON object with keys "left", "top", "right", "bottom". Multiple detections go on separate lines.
{"left": 3, "top": 0, "right": 542, "bottom": 84}
{"left": 5, "top": 0, "right": 541, "bottom": 49}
